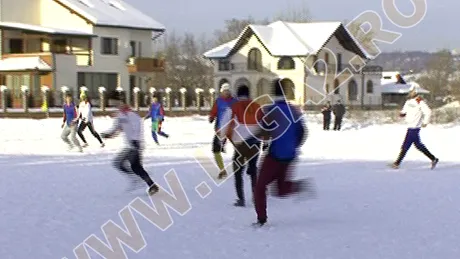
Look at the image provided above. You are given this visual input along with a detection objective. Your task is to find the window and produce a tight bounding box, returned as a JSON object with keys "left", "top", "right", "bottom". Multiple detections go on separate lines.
{"left": 313, "top": 55, "right": 319, "bottom": 72}
{"left": 77, "top": 72, "right": 118, "bottom": 98}
{"left": 277, "top": 57, "right": 295, "bottom": 70}
{"left": 336, "top": 53, "right": 342, "bottom": 71}
{"left": 110, "top": 1, "right": 126, "bottom": 10}
{"left": 334, "top": 79, "right": 340, "bottom": 95}
{"left": 9, "top": 39, "right": 23, "bottom": 53}
{"left": 78, "top": 0, "right": 94, "bottom": 7}
{"left": 366, "top": 80, "right": 374, "bottom": 94}
{"left": 247, "top": 48, "right": 262, "bottom": 71}
{"left": 101, "top": 37, "right": 118, "bottom": 55}
{"left": 348, "top": 79, "right": 358, "bottom": 101}
{"left": 218, "top": 60, "right": 231, "bottom": 71}
{"left": 129, "top": 41, "right": 136, "bottom": 57}
{"left": 52, "top": 39, "right": 67, "bottom": 53}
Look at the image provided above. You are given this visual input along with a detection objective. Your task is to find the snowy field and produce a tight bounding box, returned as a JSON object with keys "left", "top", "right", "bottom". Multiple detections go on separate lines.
{"left": 0, "top": 115, "right": 459, "bottom": 259}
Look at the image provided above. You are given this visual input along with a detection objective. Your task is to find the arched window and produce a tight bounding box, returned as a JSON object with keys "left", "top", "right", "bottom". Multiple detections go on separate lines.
{"left": 277, "top": 57, "right": 295, "bottom": 70}
{"left": 348, "top": 79, "right": 358, "bottom": 101}
{"left": 334, "top": 79, "right": 340, "bottom": 95}
{"left": 247, "top": 48, "right": 262, "bottom": 71}
{"left": 366, "top": 80, "right": 374, "bottom": 94}
{"left": 218, "top": 78, "right": 229, "bottom": 87}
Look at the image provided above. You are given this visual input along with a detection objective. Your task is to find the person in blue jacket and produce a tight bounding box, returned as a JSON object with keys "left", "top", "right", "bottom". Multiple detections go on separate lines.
{"left": 144, "top": 97, "right": 169, "bottom": 145}
{"left": 253, "top": 78, "right": 316, "bottom": 227}
{"left": 209, "top": 83, "right": 237, "bottom": 179}
{"left": 61, "top": 93, "right": 82, "bottom": 152}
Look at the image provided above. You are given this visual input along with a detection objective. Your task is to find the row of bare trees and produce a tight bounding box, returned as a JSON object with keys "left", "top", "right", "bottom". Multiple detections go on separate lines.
{"left": 416, "top": 50, "right": 460, "bottom": 105}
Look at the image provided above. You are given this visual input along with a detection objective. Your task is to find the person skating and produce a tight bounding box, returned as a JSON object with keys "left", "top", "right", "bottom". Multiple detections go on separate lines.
{"left": 61, "top": 94, "right": 83, "bottom": 152}
{"left": 100, "top": 101, "right": 159, "bottom": 195}
{"left": 253, "top": 78, "right": 316, "bottom": 227}
{"left": 218, "top": 84, "right": 264, "bottom": 207}
{"left": 144, "top": 97, "right": 169, "bottom": 145}
{"left": 321, "top": 101, "right": 332, "bottom": 130}
{"left": 332, "top": 100, "right": 346, "bottom": 130}
{"left": 209, "top": 83, "right": 237, "bottom": 179}
{"left": 77, "top": 95, "right": 105, "bottom": 147}
{"left": 391, "top": 86, "right": 439, "bottom": 169}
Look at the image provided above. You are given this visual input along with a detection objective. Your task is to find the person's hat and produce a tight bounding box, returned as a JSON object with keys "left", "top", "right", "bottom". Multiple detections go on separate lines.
{"left": 409, "top": 83, "right": 419, "bottom": 93}
{"left": 220, "top": 83, "right": 231, "bottom": 92}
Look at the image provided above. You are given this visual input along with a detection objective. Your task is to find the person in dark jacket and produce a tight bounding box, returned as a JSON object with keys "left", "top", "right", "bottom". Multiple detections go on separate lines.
{"left": 333, "top": 100, "right": 346, "bottom": 131}
{"left": 321, "top": 101, "right": 332, "bottom": 130}
{"left": 253, "top": 78, "right": 316, "bottom": 227}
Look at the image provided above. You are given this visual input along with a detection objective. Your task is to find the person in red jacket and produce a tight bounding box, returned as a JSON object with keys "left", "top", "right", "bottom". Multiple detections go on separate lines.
{"left": 209, "top": 83, "right": 237, "bottom": 179}
{"left": 218, "top": 84, "right": 265, "bottom": 206}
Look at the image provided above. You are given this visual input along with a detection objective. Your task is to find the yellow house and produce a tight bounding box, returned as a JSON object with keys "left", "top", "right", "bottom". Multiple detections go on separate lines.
{"left": 203, "top": 21, "right": 383, "bottom": 107}
{"left": 0, "top": 0, "right": 165, "bottom": 108}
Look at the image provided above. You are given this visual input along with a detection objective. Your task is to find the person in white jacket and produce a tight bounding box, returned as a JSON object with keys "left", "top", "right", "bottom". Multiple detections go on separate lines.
{"left": 391, "top": 86, "right": 439, "bottom": 169}
{"left": 100, "top": 102, "right": 159, "bottom": 195}
{"left": 77, "top": 96, "right": 105, "bottom": 147}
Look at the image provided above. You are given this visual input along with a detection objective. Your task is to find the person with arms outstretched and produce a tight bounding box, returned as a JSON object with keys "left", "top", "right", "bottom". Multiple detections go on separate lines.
{"left": 101, "top": 101, "right": 159, "bottom": 195}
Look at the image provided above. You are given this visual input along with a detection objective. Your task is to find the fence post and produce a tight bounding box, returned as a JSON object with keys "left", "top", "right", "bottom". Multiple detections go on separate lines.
{"left": 80, "top": 86, "right": 88, "bottom": 100}
{"left": 1, "top": 85, "right": 7, "bottom": 113}
{"left": 21, "top": 85, "right": 29, "bottom": 113}
{"left": 98, "top": 86, "right": 106, "bottom": 112}
{"left": 195, "top": 88, "right": 203, "bottom": 112}
{"left": 165, "top": 87, "right": 172, "bottom": 111}
{"left": 41, "top": 86, "right": 50, "bottom": 118}
{"left": 209, "top": 88, "right": 215, "bottom": 108}
{"left": 133, "top": 87, "right": 140, "bottom": 111}
{"left": 180, "top": 87, "right": 187, "bottom": 111}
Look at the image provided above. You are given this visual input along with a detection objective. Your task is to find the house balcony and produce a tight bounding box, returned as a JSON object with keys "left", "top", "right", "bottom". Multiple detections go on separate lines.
{"left": 127, "top": 57, "right": 165, "bottom": 73}
{"left": 313, "top": 63, "right": 383, "bottom": 75}
{"left": 0, "top": 22, "right": 95, "bottom": 67}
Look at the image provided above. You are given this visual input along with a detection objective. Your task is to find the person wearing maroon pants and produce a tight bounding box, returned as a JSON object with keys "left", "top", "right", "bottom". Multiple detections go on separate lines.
{"left": 253, "top": 78, "right": 315, "bottom": 227}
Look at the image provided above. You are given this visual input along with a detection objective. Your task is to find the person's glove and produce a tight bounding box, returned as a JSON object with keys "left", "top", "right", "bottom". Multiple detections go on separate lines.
{"left": 61, "top": 122, "right": 65, "bottom": 128}
{"left": 209, "top": 117, "right": 214, "bottom": 123}
{"left": 262, "top": 142, "right": 269, "bottom": 151}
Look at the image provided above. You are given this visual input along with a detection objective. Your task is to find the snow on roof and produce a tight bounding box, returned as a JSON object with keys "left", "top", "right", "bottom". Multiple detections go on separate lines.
{"left": 203, "top": 20, "right": 368, "bottom": 59}
{"left": 203, "top": 40, "right": 237, "bottom": 59}
{"left": 381, "top": 82, "right": 430, "bottom": 94}
{"left": 57, "top": 0, "right": 165, "bottom": 31}
{"left": 0, "top": 22, "right": 96, "bottom": 36}
{"left": 0, "top": 57, "right": 52, "bottom": 72}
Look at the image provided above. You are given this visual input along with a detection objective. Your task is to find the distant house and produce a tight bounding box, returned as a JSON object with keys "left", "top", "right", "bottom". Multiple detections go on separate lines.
{"left": 203, "top": 20, "right": 383, "bottom": 107}
{"left": 380, "top": 71, "right": 430, "bottom": 106}
{"left": 0, "top": 0, "right": 165, "bottom": 108}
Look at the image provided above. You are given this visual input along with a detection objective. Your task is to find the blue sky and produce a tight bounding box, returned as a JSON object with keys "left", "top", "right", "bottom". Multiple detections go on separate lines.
{"left": 129, "top": 0, "right": 453, "bottom": 52}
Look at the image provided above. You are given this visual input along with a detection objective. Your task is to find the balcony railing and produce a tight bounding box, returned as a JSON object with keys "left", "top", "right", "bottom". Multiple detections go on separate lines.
{"left": 127, "top": 57, "right": 165, "bottom": 73}
{"left": 217, "top": 62, "right": 272, "bottom": 73}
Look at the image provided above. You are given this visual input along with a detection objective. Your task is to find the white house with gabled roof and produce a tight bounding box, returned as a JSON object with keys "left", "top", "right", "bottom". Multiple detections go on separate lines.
{"left": 203, "top": 20, "right": 383, "bottom": 107}
{"left": 0, "top": 0, "right": 165, "bottom": 108}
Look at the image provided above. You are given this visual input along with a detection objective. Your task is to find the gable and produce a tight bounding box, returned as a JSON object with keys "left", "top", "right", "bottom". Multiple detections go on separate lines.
{"left": 226, "top": 26, "right": 273, "bottom": 58}
{"left": 54, "top": 0, "right": 165, "bottom": 31}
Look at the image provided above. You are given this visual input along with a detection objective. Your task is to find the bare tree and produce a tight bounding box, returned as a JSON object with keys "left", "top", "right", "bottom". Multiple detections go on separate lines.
{"left": 213, "top": 17, "right": 257, "bottom": 45}
{"left": 416, "top": 49, "right": 453, "bottom": 102}
{"left": 272, "top": 1, "right": 311, "bottom": 23}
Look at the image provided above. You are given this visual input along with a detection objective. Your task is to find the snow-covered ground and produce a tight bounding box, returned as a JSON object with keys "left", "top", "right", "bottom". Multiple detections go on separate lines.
{"left": 0, "top": 116, "right": 459, "bottom": 259}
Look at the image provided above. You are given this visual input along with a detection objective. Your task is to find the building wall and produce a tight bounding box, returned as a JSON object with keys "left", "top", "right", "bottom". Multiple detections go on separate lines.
{"left": 1, "top": 0, "right": 41, "bottom": 24}
{"left": 76, "top": 26, "right": 154, "bottom": 99}
{"left": 39, "top": 0, "right": 93, "bottom": 33}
